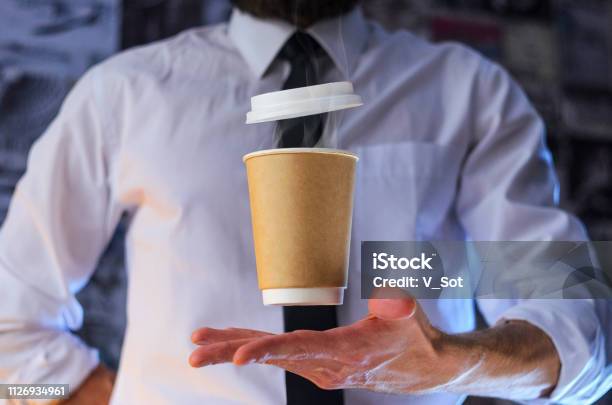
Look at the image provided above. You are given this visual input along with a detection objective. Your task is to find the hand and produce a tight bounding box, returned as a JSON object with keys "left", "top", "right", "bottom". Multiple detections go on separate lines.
{"left": 189, "top": 298, "right": 560, "bottom": 399}
{"left": 58, "top": 364, "right": 115, "bottom": 405}
{"left": 189, "top": 298, "right": 472, "bottom": 393}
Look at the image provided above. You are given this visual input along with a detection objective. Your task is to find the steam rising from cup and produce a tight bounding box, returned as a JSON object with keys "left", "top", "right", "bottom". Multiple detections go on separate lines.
{"left": 271, "top": 110, "right": 343, "bottom": 148}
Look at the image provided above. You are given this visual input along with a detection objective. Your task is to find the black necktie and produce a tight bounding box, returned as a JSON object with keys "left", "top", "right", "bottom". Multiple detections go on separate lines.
{"left": 276, "top": 32, "right": 344, "bottom": 405}
{"left": 276, "top": 32, "right": 328, "bottom": 148}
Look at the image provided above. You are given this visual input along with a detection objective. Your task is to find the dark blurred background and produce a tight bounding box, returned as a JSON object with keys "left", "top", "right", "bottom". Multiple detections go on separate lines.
{"left": 0, "top": 1, "right": 611, "bottom": 403}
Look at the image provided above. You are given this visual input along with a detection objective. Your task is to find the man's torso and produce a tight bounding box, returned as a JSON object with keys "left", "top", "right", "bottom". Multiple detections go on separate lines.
{"left": 99, "top": 17, "right": 484, "bottom": 405}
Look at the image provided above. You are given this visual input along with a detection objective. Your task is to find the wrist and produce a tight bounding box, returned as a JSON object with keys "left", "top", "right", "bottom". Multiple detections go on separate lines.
{"left": 432, "top": 320, "right": 560, "bottom": 399}
{"left": 431, "top": 331, "right": 486, "bottom": 392}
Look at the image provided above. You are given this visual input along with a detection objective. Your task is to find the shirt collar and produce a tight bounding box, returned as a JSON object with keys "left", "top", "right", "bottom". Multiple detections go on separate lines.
{"left": 228, "top": 6, "right": 369, "bottom": 79}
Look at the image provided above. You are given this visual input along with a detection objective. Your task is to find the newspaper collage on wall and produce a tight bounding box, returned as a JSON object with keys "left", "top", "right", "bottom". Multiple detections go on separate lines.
{"left": 0, "top": 0, "right": 120, "bottom": 215}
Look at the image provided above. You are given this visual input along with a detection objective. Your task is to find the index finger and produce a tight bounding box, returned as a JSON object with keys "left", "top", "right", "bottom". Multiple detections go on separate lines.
{"left": 191, "top": 327, "right": 273, "bottom": 344}
{"left": 233, "top": 329, "right": 332, "bottom": 365}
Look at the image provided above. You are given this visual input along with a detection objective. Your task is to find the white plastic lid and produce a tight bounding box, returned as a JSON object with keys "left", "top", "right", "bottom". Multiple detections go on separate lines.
{"left": 246, "top": 81, "right": 363, "bottom": 124}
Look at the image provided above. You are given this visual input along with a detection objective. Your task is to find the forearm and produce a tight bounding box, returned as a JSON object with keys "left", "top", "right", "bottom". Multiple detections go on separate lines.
{"left": 440, "top": 319, "right": 560, "bottom": 400}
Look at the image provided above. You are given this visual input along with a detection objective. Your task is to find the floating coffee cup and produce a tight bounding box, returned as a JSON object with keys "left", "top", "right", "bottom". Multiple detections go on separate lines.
{"left": 244, "top": 82, "right": 362, "bottom": 306}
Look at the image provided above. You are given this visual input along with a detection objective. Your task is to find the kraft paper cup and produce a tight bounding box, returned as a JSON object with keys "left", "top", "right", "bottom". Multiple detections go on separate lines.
{"left": 243, "top": 148, "right": 358, "bottom": 306}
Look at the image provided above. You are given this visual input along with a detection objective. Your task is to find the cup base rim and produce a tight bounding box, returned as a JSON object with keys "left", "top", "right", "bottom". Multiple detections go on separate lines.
{"left": 262, "top": 287, "right": 344, "bottom": 306}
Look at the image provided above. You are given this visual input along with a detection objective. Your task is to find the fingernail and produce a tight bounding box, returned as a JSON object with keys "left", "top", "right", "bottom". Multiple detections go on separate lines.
{"left": 233, "top": 355, "right": 256, "bottom": 366}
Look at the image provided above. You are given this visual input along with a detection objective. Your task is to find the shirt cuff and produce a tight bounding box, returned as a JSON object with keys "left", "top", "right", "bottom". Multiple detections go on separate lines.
{"left": 6, "top": 331, "right": 99, "bottom": 405}
{"left": 496, "top": 299, "right": 604, "bottom": 404}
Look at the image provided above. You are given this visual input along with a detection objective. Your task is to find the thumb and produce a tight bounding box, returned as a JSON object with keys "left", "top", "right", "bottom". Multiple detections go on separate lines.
{"left": 368, "top": 298, "right": 417, "bottom": 320}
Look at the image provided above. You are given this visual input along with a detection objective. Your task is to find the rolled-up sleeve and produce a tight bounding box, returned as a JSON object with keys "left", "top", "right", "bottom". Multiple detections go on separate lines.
{"left": 457, "top": 59, "right": 609, "bottom": 403}
{"left": 0, "top": 66, "right": 121, "bottom": 403}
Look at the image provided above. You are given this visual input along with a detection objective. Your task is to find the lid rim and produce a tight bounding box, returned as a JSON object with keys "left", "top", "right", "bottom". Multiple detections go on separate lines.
{"left": 252, "top": 81, "right": 353, "bottom": 104}
{"left": 253, "top": 94, "right": 361, "bottom": 112}
{"left": 247, "top": 81, "right": 362, "bottom": 124}
{"left": 246, "top": 100, "right": 363, "bottom": 124}
{"left": 243, "top": 147, "right": 359, "bottom": 162}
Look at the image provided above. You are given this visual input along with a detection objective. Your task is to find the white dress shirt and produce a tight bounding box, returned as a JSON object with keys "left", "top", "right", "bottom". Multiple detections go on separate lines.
{"left": 0, "top": 6, "right": 608, "bottom": 405}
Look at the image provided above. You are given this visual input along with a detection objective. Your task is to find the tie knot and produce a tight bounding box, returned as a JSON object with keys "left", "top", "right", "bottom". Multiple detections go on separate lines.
{"left": 279, "top": 31, "right": 326, "bottom": 64}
